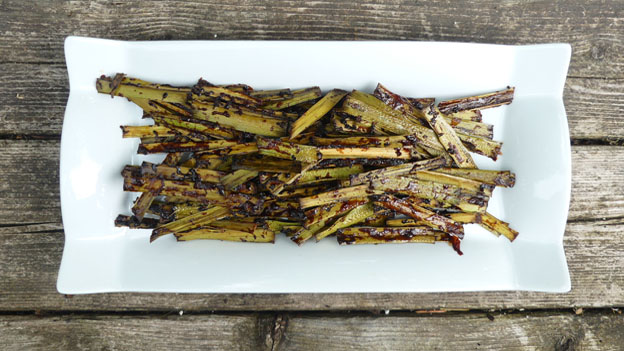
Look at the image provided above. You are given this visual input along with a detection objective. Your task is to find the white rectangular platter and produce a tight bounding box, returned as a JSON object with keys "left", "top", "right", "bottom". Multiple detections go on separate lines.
{"left": 58, "top": 37, "right": 571, "bottom": 293}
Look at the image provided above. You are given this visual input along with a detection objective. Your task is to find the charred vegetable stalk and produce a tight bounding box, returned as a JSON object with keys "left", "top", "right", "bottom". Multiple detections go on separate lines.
{"left": 375, "top": 195, "right": 464, "bottom": 238}
{"left": 102, "top": 74, "right": 518, "bottom": 253}
{"left": 337, "top": 227, "right": 443, "bottom": 245}
{"left": 315, "top": 202, "right": 375, "bottom": 241}
{"left": 420, "top": 104, "right": 476, "bottom": 168}
{"left": 290, "top": 89, "right": 347, "bottom": 139}
{"left": 437, "top": 87, "right": 515, "bottom": 114}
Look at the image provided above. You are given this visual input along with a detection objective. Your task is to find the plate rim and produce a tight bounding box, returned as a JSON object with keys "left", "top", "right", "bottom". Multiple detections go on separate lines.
{"left": 58, "top": 36, "right": 572, "bottom": 294}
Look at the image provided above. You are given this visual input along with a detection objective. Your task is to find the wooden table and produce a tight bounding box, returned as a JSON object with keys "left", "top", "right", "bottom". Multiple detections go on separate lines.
{"left": 1, "top": 1, "right": 623, "bottom": 349}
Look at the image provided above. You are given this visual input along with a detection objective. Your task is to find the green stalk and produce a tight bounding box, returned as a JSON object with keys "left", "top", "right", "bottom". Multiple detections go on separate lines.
{"left": 262, "top": 87, "right": 322, "bottom": 110}
{"left": 257, "top": 137, "right": 321, "bottom": 163}
{"left": 299, "top": 184, "right": 380, "bottom": 209}
{"left": 337, "top": 226, "right": 444, "bottom": 245}
{"left": 233, "top": 156, "right": 302, "bottom": 173}
{"left": 449, "top": 212, "right": 519, "bottom": 241}
{"left": 412, "top": 170, "right": 490, "bottom": 194}
{"left": 276, "top": 185, "right": 331, "bottom": 199}
{"left": 249, "top": 88, "right": 293, "bottom": 100}
{"left": 315, "top": 202, "right": 375, "bottom": 241}
{"left": 374, "top": 195, "right": 464, "bottom": 237}
{"left": 370, "top": 177, "right": 489, "bottom": 213}
{"left": 437, "top": 87, "right": 515, "bottom": 114}
{"left": 96, "top": 76, "right": 188, "bottom": 104}
{"left": 137, "top": 140, "right": 239, "bottom": 154}
{"left": 420, "top": 104, "right": 476, "bottom": 168}
{"left": 435, "top": 168, "right": 515, "bottom": 188}
{"left": 340, "top": 91, "right": 445, "bottom": 151}
{"left": 121, "top": 125, "right": 178, "bottom": 138}
{"left": 193, "top": 143, "right": 258, "bottom": 159}
{"left": 290, "top": 221, "right": 326, "bottom": 245}
{"left": 191, "top": 101, "right": 288, "bottom": 137}
{"left": 151, "top": 114, "right": 236, "bottom": 139}
{"left": 208, "top": 220, "right": 258, "bottom": 233}
{"left": 140, "top": 161, "right": 223, "bottom": 183}
{"left": 130, "top": 153, "right": 183, "bottom": 220}
{"left": 294, "top": 165, "right": 364, "bottom": 186}
{"left": 374, "top": 84, "right": 492, "bottom": 138}
{"left": 319, "top": 146, "right": 425, "bottom": 160}
{"left": 191, "top": 81, "right": 261, "bottom": 106}
{"left": 290, "top": 89, "right": 347, "bottom": 139}
{"left": 150, "top": 206, "right": 230, "bottom": 241}
{"left": 114, "top": 215, "right": 161, "bottom": 229}
{"left": 342, "top": 156, "right": 448, "bottom": 187}
{"left": 304, "top": 198, "right": 369, "bottom": 228}
{"left": 175, "top": 227, "right": 275, "bottom": 243}
{"left": 220, "top": 169, "right": 259, "bottom": 190}
{"left": 385, "top": 218, "right": 432, "bottom": 227}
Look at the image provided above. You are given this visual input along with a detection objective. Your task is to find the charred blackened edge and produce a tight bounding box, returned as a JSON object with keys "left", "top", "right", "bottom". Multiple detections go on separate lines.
{"left": 460, "top": 138, "right": 502, "bottom": 161}
{"left": 438, "top": 87, "right": 515, "bottom": 114}
{"left": 115, "top": 214, "right": 160, "bottom": 229}
{"left": 375, "top": 194, "right": 465, "bottom": 239}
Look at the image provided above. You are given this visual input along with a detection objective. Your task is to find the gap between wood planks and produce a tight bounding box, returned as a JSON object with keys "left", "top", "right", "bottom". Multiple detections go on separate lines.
{"left": 0, "top": 308, "right": 621, "bottom": 351}
{"left": 1, "top": 132, "right": 624, "bottom": 146}
{"left": 0, "top": 307, "right": 618, "bottom": 317}
{"left": 572, "top": 138, "right": 624, "bottom": 146}
{"left": 0, "top": 134, "right": 61, "bottom": 141}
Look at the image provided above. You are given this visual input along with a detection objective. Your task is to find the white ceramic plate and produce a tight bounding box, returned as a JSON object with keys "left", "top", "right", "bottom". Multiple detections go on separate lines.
{"left": 58, "top": 37, "right": 572, "bottom": 293}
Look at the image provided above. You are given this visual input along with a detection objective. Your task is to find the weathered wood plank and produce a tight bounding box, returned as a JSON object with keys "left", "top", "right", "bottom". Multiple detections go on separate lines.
{"left": 0, "top": 141, "right": 620, "bottom": 224}
{"left": 0, "top": 1, "right": 623, "bottom": 78}
{"left": 0, "top": 142, "right": 621, "bottom": 310}
{"left": 570, "top": 146, "right": 624, "bottom": 221}
{"left": 0, "top": 314, "right": 271, "bottom": 351}
{"left": 0, "top": 140, "right": 61, "bottom": 225}
{"left": 1, "top": 63, "right": 623, "bottom": 140}
{"left": 279, "top": 311, "right": 624, "bottom": 351}
{"left": 0, "top": 311, "right": 622, "bottom": 350}
{"left": 0, "top": 64, "right": 68, "bottom": 136}
{"left": 1, "top": 217, "right": 622, "bottom": 311}
{"left": 566, "top": 78, "right": 624, "bottom": 141}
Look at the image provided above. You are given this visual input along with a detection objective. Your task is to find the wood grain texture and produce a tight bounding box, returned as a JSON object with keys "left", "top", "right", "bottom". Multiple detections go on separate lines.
{"left": 0, "top": 140, "right": 61, "bottom": 225}
{"left": 0, "top": 314, "right": 271, "bottom": 351}
{"left": 0, "top": 143, "right": 621, "bottom": 310}
{"left": 279, "top": 311, "right": 624, "bottom": 351}
{"left": 0, "top": 311, "right": 622, "bottom": 350}
{"left": 565, "top": 78, "right": 624, "bottom": 142}
{"left": 0, "top": 64, "right": 68, "bottom": 136}
{"left": 569, "top": 146, "right": 624, "bottom": 221}
{"left": 1, "top": 211, "right": 622, "bottom": 311}
{"left": 2, "top": 1, "right": 623, "bottom": 348}
{"left": 1, "top": 141, "right": 620, "bottom": 225}
{"left": 0, "top": 1, "right": 623, "bottom": 78}
{"left": 1, "top": 63, "right": 623, "bottom": 139}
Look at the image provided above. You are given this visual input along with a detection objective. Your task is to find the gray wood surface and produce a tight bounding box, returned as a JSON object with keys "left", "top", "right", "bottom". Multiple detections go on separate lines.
{"left": 1, "top": 219, "right": 622, "bottom": 311}
{"left": 1, "top": 1, "right": 623, "bottom": 79}
{"left": 0, "top": 314, "right": 270, "bottom": 351}
{"left": 1, "top": 142, "right": 621, "bottom": 225}
{"left": 0, "top": 144, "right": 622, "bottom": 311}
{"left": 2, "top": 0, "right": 624, "bottom": 348}
{"left": 2, "top": 63, "right": 623, "bottom": 139}
{"left": 1, "top": 311, "right": 622, "bottom": 350}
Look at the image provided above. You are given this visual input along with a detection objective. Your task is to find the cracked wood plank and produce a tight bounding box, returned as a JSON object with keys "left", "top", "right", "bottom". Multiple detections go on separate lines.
{"left": 0, "top": 218, "right": 622, "bottom": 311}
{"left": 0, "top": 141, "right": 621, "bottom": 225}
{"left": 1, "top": 64, "right": 624, "bottom": 139}
{"left": 0, "top": 140, "right": 61, "bottom": 225}
{"left": 0, "top": 142, "right": 622, "bottom": 310}
{"left": 278, "top": 311, "right": 624, "bottom": 351}
{"left": 0, "top": 314, "right": 271, "bottom": 351}
{"left": 0, "top": 1, "right": 623, "bottom": 78}
{"left": 0, "top": 311, "right": 622, "bottom": 350}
